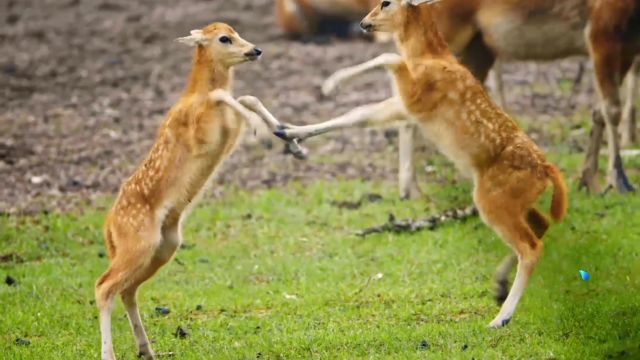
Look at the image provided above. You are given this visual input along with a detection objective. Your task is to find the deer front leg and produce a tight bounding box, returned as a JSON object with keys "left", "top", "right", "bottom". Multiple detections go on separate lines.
{"left": 322, "top": 53, "right": 404, "bottom": 96}
{"left": 209, "top": 90, "right": 267, "bottom": 126}
{"left": 274, "top": 96, "right": 407, "bottom": 141}
{"left": 237, "top": 95, "right": 308, "bottom": 159}
{"left": 209, "top": 90, "right": 308, "bottom": 159}
{"left": 492, "top": 60, "right": 507, "bottom": 112}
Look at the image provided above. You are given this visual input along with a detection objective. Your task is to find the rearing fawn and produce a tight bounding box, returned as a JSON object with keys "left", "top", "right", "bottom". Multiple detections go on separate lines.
{"left": 272, "top": 0, "right": 568, "bottom": 328}
{"left": 94, "top": 23, "right": 300, "bottom": 360}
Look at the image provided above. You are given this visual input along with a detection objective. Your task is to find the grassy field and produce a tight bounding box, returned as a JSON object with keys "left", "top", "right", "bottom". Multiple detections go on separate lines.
{"left": 2, "top": 150, "right": 640, "bottom": 359}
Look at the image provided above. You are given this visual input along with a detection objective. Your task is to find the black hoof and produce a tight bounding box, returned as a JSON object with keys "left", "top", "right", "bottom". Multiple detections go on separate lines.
{"left": 501, "top": 318, "right": 512, "bottom": 327}
{"left": 273, "top": 129, "right": 289, "bottom": 140}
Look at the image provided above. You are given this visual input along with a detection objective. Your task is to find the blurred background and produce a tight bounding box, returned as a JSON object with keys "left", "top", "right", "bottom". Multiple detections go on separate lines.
{"left": 0, "top": 0, "right": 602, "bottom": 214}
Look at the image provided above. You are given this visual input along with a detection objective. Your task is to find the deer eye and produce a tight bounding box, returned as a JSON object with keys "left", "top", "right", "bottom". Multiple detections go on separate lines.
{"left": 219, "top": 36, "right": 232, "bottom": 44}
{"left": 381, "top": 1, "right": 391, "bottom": 9}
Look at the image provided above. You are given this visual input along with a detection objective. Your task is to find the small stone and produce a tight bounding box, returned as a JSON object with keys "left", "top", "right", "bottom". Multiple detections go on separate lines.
{"left": 5, "top": 275, "right": 16, "bottom": 286}
{"left": 418, "top": 339, "right": 429, "bottom": 350}
{"left": 30, "top": 176, "right": 45, "bottom": 185}
{"left": 155, "top": 306, "right": 170, "bottom": 315}
{"left": 15, "top": 338, "right": 30, "bottom": 346}
{"left": 195, "top": 304, "right": 203, "bottom": 311}
{"left": 6, "top": 13, "right": 20, "bottom": 24}
{"left": 174, "top": 326, "right": 188, "bottom": 339}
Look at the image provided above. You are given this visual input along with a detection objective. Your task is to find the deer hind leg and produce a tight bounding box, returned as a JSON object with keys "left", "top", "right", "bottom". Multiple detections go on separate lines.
{"left": 588, "top": 37, "right": 635, "bottom": 193}
{"left": 493, "top": 208, "right": 549, "bottom": 305}
{"left": 478, "top": 206, "right": 543, "bottom": 328}
{"left": 489, "top": 221, "right": 543, "bottom": 329}
{"left": 96, "top": 228, "right": 159, "bottom": 360}
{"left": 398, "top": 123, "right": 423, "bottom": 200}
{"left": 120, "top": 223, "right": 182, "bottom": 360}
{"left": 621, "top": 57, "right": 639, "bottom": 146}
{"left": 475, "top": 167, "right": 547, "bottom": 328}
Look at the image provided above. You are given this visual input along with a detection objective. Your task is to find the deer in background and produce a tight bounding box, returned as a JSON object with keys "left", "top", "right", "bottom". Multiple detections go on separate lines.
{"left": 398, "top": 0, "right": 640, "bottom": 196}
{"left": 94, "top": 23, "right": 303, "bottom": 360}
{"left": 272, "top": 0, "right": 568, "bottom": 328}
{"left": 275, "top": 0, "right": 377, "bottom": 38}
{"left": 276, "top": 0, "right": 639, "bottom": 197}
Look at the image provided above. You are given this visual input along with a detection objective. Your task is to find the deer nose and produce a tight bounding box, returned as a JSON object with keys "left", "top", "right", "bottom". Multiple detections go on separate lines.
{"left": 360, "top": 21, "right": 373, "bottom": 32}
{"left": 245, "top": 47, "right": 262, "bottom": 57}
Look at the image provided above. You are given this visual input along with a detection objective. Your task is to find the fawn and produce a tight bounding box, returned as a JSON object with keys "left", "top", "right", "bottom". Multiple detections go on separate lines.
{"left": 94, "top": 23, "right": 303, "bottom": 360}
{"left": 272, "top": 0, "right": 568, "bottom": 328}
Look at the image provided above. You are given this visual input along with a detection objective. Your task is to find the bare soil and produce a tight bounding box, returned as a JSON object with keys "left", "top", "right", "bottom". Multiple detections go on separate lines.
{"left": 0, "top": 0, "right": 595, "bottom": 214}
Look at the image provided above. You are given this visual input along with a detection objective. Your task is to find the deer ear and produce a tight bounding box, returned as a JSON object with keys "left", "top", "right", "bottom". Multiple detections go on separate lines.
{"left": 175, "top": 30, "right": 208, "bottom": 47}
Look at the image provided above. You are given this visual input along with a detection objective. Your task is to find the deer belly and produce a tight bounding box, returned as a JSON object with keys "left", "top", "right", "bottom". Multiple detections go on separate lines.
{"left": 420, "top": 121, "right": 475, "bottom": 178}
{"left": 477, "top": 10, "right": 586, "bottom": 60}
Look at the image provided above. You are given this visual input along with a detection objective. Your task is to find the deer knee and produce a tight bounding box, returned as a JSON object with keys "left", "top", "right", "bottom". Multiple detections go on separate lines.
{"left": 601, "top": 103, "right": 622, "bottom": 126}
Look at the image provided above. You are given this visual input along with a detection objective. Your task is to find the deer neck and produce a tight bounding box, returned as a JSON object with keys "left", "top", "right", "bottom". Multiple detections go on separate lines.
{"left": 395, "top": 5, "right": 452, "bottom": 66}
{"left": 185, "top": 47, "right": 233, "bottom": 95}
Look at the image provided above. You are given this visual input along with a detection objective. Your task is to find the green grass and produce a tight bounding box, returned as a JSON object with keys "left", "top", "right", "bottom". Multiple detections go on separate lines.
{"left": 2, "top": 151, "right": 640, "bottom": 359}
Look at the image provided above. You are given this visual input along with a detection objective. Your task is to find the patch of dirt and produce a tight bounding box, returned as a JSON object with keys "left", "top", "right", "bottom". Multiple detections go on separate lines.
{"left": 0, "top": 0, "right": 597, "bottom": 214}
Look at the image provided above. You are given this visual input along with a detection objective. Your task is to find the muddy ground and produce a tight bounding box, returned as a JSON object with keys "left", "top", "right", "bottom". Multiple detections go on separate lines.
{"left": 0, "top": 0, "right": 598, "bottom": 214}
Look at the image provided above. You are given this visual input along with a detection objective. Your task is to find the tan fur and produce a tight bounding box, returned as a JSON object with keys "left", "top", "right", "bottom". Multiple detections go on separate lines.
{"left": 95, "top": 23, "right": 276, "bottom": 360}
{"left": 370, "top": 2, "right": 566, "bottom": 328}
{"left": 275, "top": 0, "right": 568, "bottom": 328}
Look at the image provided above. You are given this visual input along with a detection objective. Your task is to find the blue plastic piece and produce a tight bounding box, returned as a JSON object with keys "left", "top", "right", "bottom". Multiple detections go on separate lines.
{"left": 579, "top": 270, "right": 590, "bottom": 281}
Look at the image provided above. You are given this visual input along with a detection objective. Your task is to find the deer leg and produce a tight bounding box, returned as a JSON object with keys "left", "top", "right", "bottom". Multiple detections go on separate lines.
{"left": 274, "top": 97, "right": 407, "bottom": 141}
{"left": 588, "top": 40, "right": 635, "bottom": 193}
{"left": 236, "top": 95, "right": 308, "bottom": 159}
{"left": 96, "top": 228, "right": 159, "bottom": 360}
{"left": 398, "top": 123, "right": 423, "bottom": 200}
{"left": 321, "top": 53, "right": 404, "bottom": 96}
{"left": 579, "top": 109, "right": 605, "bottom": 193}
{"left": 492, "top": 60, "right": 508, "bottom": 111}
{"left": 210, "top": 90, "right": 308, "bottom": 159}
{"left": 457, "top": 31, "right": 496, "bottom": 84}
{"left": 621, "top": 58, "right": 638, "bottom": 146}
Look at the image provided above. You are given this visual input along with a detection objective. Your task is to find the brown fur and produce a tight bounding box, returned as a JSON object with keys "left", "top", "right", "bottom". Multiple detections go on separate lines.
{"left": 360, "top": 0, "right": 568, "bottom": 327}
{"left": 275, "top": 0, "right": 378, "bottom": 36}
{"left": 95, "top": 23, "right": 264, "bottom": 360}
